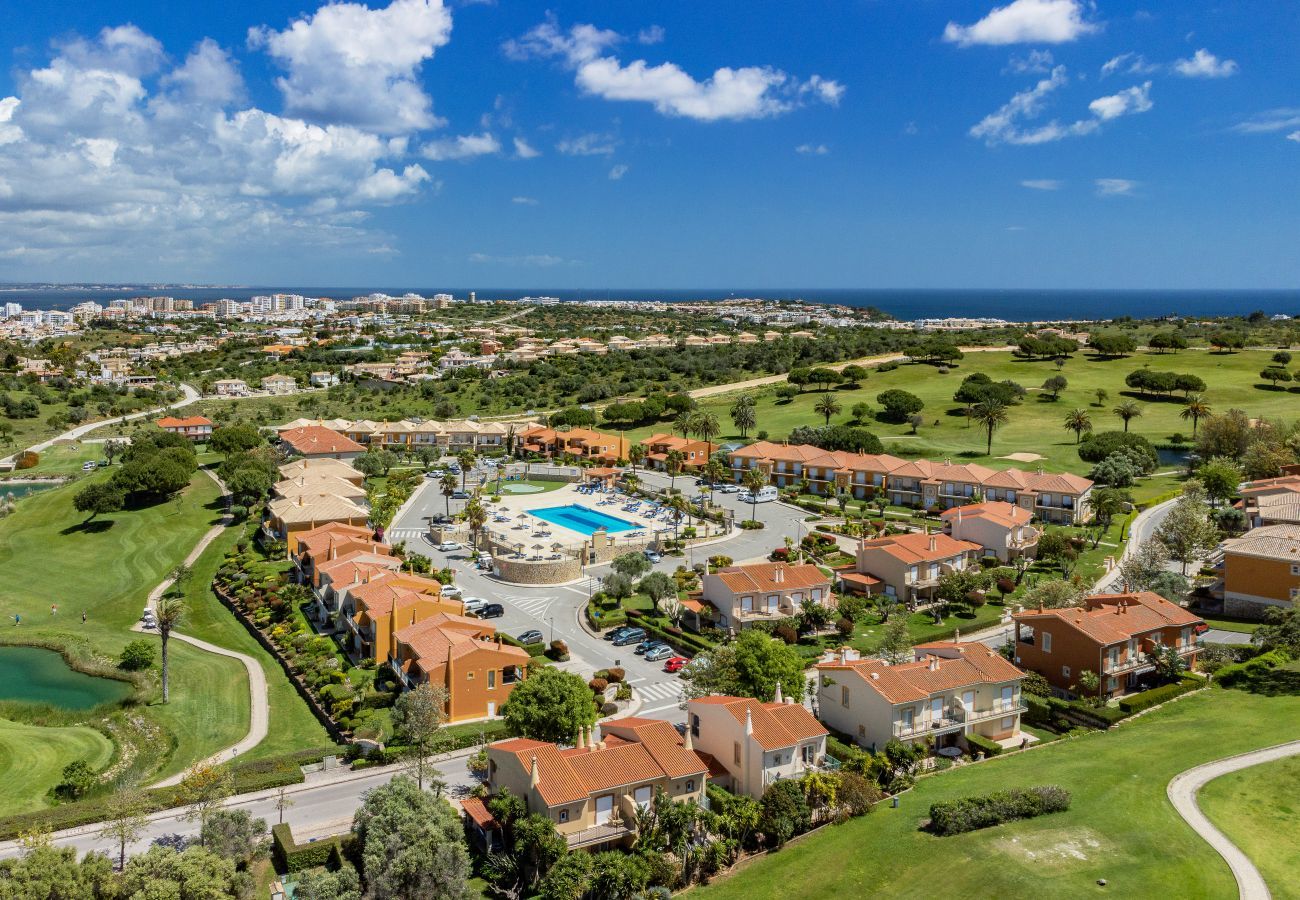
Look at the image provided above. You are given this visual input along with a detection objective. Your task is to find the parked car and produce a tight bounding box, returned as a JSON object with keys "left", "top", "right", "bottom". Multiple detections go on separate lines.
{"left": 441, "top": 584, "right": 463, "bottom": 599}
{"left": 435, "top": 541, "right": 461, "bottom": 552}
{"left": 605, "top": 625, "right": 636, "bottom": 642}
{"left": 1194, "top": 622, "right": 1210, "bottom": 635}
{"left": 516, "top": 629, "right": 544, "bottom": 645}
{"left": 140, "top": 609, "right": 157, "bottom": 629}
{"left": 461, "top": 596, "right": 487, "bottom": 614}
{"left": 611, "top": 627, "right": 647, "bottom": 646}
{"left": 719, "top": 483, "right": 740, "bottom": 494}
{"left": 476, "top": 602, "right": 505, "bottom": 619}
{"left": 451, "top": 490, "right": 471, "bottom": 500}
{"left": 644, "top": 644, "right": 674, "bottom": 662}
{"left": 633, "top": 639, "right": 659, "bottom": 655}
{"left": 737, "top": 486, "right": 778, "bottom": 504}
{"left": 643, "top": 549, "right": 662, "bottom": 563}
{"left": 82, "top": 461, "right": 97, "bottom": 471}
{"left": 663, "top": 656, "right": 690, "bottom": 673}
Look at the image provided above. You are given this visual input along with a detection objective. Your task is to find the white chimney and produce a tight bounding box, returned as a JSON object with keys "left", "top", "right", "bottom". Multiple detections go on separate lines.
{"left": 529, "top": 755, "right": 539, "bottom": 788}
{"left": 929, "top": 657, "right": 939, "bottom": 672}
{"left": 774, "top": 682, "right": 784, "bottom": 704}
{"left": 683, "top": 724, "right": 693, "bottom": 751}
{"left": 928, "top": 536, "right": 938, "bottom": 553}
{"left": 744, "top": 708, "right": 753, "bottom": 736}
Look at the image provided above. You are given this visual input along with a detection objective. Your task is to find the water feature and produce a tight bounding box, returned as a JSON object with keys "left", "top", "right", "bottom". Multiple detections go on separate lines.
{"left": 529, "top": 504, "right": 639, "bottom": 536}
{"left": 0, "top": 646, "right": 132, "bottom": 710}
{"left": 0, "top": 482, "right": 59, "bottom": 501}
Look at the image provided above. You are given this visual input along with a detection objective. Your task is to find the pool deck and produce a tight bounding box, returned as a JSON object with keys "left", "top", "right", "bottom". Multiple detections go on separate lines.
{"left": 482, "top": 483, "right": 673, "bottom": 548}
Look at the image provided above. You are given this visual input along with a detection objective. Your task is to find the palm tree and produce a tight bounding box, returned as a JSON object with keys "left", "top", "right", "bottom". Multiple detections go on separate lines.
{"left": 972, "top": 399, "right": 1009, "bottom": 456}
{"left": 703, "top": 458, "right": 726, "bottom": 505}
{"left": 464, "top": 498, "right": 487, "bottom": 550}
{"left": 730, "top": 396, "right": 757, "bottom": 438}
{"left": 1181, "top": 394, "right": 1212, "bottom": 438}
{"left": 814, "top": 394, "right": 842, "bottom": 426}
{"left": 742, "top": 467, "right": 768, "bottom": 524}
{"left": 457, "top": 449, "right": 476, "bottom": 490}
{"left": 673, "top": 410, "right": 693, "bottom": 438}
{"left": 1113, "top": 399, "right": 1143, "bottom": 433}
{"left": 1063, "top": 408, "right": 1092, "bottom": 444}
{"left": 665, "top": 450, "right": 686, "bottom": 491}
{"left": 439, "top": 473, "right": 458, "bottom": 517}
{"left": 627, "top": 443, "right": 646, "bottom": 471}
{"left": 668, "top": 494, "right": 691, "bottom": 540}
{"left": 693, "top": 411, "right": 721, "bottom": 458}
{"left": 155, "top": 595, "right": 186, "bottom": 704}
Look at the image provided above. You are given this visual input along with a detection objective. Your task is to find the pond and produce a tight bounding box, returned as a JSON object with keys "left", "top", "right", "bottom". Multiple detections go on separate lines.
{"left": 0, "top": 482, "right": 59, "bottom": 501}
{"left": 0, "top": 646, "right": 132, "bottom": 710}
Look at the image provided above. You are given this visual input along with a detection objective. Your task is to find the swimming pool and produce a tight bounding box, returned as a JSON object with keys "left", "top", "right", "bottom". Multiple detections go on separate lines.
{"left": 529, "top": 504, "right": 639, "bottom": 536}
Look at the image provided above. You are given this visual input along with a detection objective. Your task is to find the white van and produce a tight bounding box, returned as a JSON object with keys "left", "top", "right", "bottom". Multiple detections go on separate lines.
{"left": 737, "top": 486, "right": 778, "bottom": 504}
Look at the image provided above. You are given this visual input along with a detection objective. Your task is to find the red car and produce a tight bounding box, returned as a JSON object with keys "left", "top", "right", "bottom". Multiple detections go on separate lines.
{"left": 663, "top": 656, "right": 690, "bottom": 673}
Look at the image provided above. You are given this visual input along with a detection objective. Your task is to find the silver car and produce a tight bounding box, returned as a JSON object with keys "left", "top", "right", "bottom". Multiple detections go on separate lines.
{"left": 643, "top": 643, "right": 674, "bottom": 662}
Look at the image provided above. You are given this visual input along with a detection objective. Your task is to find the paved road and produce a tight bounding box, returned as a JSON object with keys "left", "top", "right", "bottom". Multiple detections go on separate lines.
{"left": 1167, "top": 740, "right": 1300, "bottom": 900}
{"left": 0, "top": 748, "right": 483, "bottom": 863}
{"left": 1092, "top": 496, "right": 1191, "bottom": 593}
{"left": 0, "top": 383, "right": 202, "bottom": 466}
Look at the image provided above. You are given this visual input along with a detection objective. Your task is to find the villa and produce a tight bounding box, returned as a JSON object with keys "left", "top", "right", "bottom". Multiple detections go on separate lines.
{"left": 277, "top": 457, "right": 365, "bottom": 486}
{"left": 310, "top": 549, "right": 402, "bottom": 617}
{"left": 1215, "top": 524, "right": 1300, "bottom": 618}
{"left": 337, "top": 573, "right": 464, "bottom": 662}
{"left": 391, "top": 614, "right": 530, "bottom": 720}
{"left": 1236, "top": 472, "right": 1300, "bottom": 528}
{"left": 290, "top": 522, "right": 383, "bottom": 585}
{"left": 686, "top": 691, "right": 829, "bottom": 799}
{"left": 640, "top": 433, "right": 715, "bottom": 471}
{"left": 212, "top": 378, "right": 248, "bottom": 396}
{"left": 1011, "top": 592, "right": 1204, "bottom": 698}
{"left": 517, "top": 426, "right": 629, "bottom": 464}
{"left": 484, "top": 719, "right": 709, "bottom": 849}
{"left": 939, "top": 501, "right": 1039, "bottom": 562}
{"left": 278, "top": 425, "right": 365, "bottom": 461}
{"left": 156, "top": 415, "right": 213, "bottom": 441}
{"left": 852, "top": 532, "right": 982, "bottom": 604}
{"left": 700, "top": 562, "right": 834, "bottom": 631}
{"left": 815, "top": 642, "right": 1027, "bottom": 753}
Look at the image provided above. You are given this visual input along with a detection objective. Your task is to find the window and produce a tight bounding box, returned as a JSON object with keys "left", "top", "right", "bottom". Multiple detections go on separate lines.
{"left": 466, "top": 671, "right": 474, "bottom": 680}
{"left": 691, "top": 714, "right": 700, "bottom": 738}
{"left": 734, "top": 742, "right": 741, "bottom": 765}
{"left": 1108, "top": 677, "right": 1118, "bottom": 691}
{"left": 487, "top": 670, "right": 496, "bottom": 689}
{"left": 1042, "top": 632, "right": 1053, "bottom": 653}
{"left": 742, "top": 595, "right": 754, "bottom": 612}
{"left": 558, "top": 809, "right": 568, "bottom": 823}
{"left": 686, "top": 779, "right": 695, "bottom": 792}
{"left": 1292, "top": 564, "right": 1300, "bottom": 576}
{"left": 812, "top": 588, "right": 822, "bottom": 601}
{"left": 1000, "top": 717, "right": 1013, "bottom": 731}
{"left": 841, "top": 686, "right": 850, "bottom": 707}
{"left": 1062, "top": 665, "right": 1071, "bottom": 678}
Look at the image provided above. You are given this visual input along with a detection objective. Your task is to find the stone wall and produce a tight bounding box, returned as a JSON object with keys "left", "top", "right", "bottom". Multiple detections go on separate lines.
{"left": 493, "top": 555, "right": 584, "bottom": 584}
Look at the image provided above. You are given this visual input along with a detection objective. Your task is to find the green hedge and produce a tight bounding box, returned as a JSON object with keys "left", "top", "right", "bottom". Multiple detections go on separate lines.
{"left": 928, "top": 785, "right": 1071, "bottom": 836}
{"left": 1022, "top": 694, "right": 1054, "bottom": 726}
{"left": 1216, "top": 650, "right": 1293, "bottom": 692}
{"left": 964, "top": 733, "right": 1003, "bottom": 757}
{"left": 635, "top": 619, "right": 713, "bottom": 655}
{"left": 1117, "top": 676, "right": 1204, "bottom": 714}
{"left": 499, "top": 634, "right": 548, "bottom": 657}
{"left": 272, "top": 822, "right": 349, "bottom": 873}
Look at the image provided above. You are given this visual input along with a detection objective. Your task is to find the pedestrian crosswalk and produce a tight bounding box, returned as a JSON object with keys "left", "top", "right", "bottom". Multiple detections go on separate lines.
{"left": 387, "top": 527, "right": 427, "bottom": 544}
{"left": 505, "top": 595, "right": 556, "bottom": 620}
{"left": 630, "top": 680, "right": 683, "bottom": 704}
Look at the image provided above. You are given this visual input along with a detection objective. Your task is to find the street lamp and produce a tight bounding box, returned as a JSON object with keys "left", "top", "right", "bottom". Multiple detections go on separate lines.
{"left": 548, "top": 615, "right": 555, "bottom": 644}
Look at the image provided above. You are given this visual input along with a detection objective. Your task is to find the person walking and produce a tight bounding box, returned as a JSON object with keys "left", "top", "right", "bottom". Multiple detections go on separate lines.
{"left": 50, "top": 603, "right": 57, "bottom": 616}
{"left": 81, "top": 611, "right": 87, "bottom": 624}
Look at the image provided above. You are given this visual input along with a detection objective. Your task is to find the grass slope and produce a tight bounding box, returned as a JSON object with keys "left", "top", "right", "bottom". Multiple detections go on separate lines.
{"left": 629, "top": 349, "right": 1296, "bottom": 475}
{"left": 0, "top": 719, "right": 114, "bottom": 817}
{"left": 694, "top": 689, "right": 1300, "bottom": 900}
{"left": 1199, "top": 753, "right": 1300, "bottom": 900}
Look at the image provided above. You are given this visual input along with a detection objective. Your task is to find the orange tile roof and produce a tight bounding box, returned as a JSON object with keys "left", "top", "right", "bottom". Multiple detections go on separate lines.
{"left": 1012, "top": 591, "right": 1203, "bottom": 647}
{"left": 157, "top": 415, "right": 212, "bottom": 428}
{"left": 395, "top": 614, "right": 528, "bottom": 669}
{"left": 816, "top": 644, "right": 1025, "bottom": 704}
{"left": 939, "top": 501, "right": 1032, "bottom": 529}
{"left": 601, "top": 718, "right": 708, "bottom": 779}
{"left": 460, "top": 796, "right": 497, "bottom": 829}
{"left": 279, "top": 425, "right": 365, "bottom": 456}
{"left": 689, "top": 696, "right": 827, "bottom": 751}
{"left": 858, "top": 531, "right": 981, "bottom": 563}
{"left": 713, "top": 562, "right": 829, "bottom": 594}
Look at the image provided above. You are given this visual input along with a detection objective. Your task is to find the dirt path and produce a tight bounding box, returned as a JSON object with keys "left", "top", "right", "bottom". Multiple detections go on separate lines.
{"left": 1166, "top": 739, "right": 1300, "bottom": 900}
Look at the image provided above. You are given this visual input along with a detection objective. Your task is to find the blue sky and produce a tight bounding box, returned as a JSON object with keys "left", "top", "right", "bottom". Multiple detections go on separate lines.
{"left": 0, "top": 0, "right": 1295, "bottom": 289}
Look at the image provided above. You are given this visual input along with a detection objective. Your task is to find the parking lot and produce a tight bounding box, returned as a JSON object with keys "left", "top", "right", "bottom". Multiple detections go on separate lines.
{"left": 389, "top": 468, "right": 810, "bottom": 723}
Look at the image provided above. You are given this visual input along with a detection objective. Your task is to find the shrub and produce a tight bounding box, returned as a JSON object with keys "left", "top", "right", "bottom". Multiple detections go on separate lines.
{"left": 964, "top": 733, "right": 1003, "bottom": 757}
{"left": 119, "top": 639, "right": 156, "bottom": 671}
{"left": 589, "top": 678, "right": 609, "bottom": 694}
{"left": 928, "top": 785, "right": 1071, "bottom": 836}
{"left": 1022, "top": 694, "right": 1054, "bottom": 726}
{"left": 601, "top": 702, "right": 618, "bottom": 716}
{"left": 615, "top": 682, "right": 632, "bottom": 701}
{"left": 1117, "top": 676, "right": 1203, "bottom": 713}
{"left": 14, "top": 451, "right": 38, "bottom": 470}
{"left": 548, "top": 639, "right": 569, "bottom": 661}
{"left": 996, "top": 577, "right": 1016, "bottom": 595}
{"left": 272, "top": 823, "right": 348, "bottom": 872}
{"left": 774, "top": 623, "right": 798, "bottom": 645}
{"left": 1078, "top": 431, "right": 1157, "bottom": 468}
{"left": 605, "top": 667, "right": 625, "bottom": 683}
{"left": 739, "top": 519, "right": 764, "bottom": 530}
{"left": 836, "top": 617, "right": 854, "bottom": 638}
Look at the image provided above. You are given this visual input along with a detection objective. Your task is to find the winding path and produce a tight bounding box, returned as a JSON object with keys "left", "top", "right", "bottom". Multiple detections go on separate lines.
{"left": 1166, "top": 740, "right": 1300, "bottom": 900}
{"left": 142, "top": 468, "right": 270, "bottom": 788}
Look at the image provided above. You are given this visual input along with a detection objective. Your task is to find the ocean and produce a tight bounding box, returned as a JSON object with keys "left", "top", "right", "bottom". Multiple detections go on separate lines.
{"left": 2, "top": 285, "right": 1298, "bottom": 323}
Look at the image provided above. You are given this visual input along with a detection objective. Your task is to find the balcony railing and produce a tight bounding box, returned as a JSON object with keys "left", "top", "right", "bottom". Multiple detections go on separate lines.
{"left": 565, "top": 821, "right": 635, "bottom": 849}
{"left": 894, "top": 707, "right": 965, "bottom": 738}
{"left": 964, "top": 703, "right": 1028, "bottom": 725}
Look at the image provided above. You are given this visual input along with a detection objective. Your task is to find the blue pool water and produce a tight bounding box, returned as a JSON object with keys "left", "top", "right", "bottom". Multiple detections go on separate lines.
{"left": 529, "top": 504, "right": 639, "bottom": 536}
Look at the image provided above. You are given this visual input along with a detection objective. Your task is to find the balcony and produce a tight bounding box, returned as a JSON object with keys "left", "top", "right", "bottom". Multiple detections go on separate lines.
{"left": 565, "top": 821, "right": 636, "bottom": 849}
{"left": 964, "top": 703, "right": 1029, "bottom": 725}
{"left": 894, "top": 706, "right": 965, "bottom": 739}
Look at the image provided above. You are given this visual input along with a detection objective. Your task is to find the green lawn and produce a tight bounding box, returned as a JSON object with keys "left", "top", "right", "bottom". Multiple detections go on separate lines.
{"left": 694, "top": 688, "right": 1300, "bottom": 900}
{"left": 175, "top": 524, "right": 331, "bottom": 766}
{"left": 1201, "top": 617, "right": 1262, "bottom": 635}
{"left": 629, "top": 349, "right": 1294, "bottom": 476}
{"left": 0, "top": 442, "right": 102, "bottom": 478}
{"left": 0, "top": 719, "right": 115, "bottom": 816}
{"left": 1200, "top": 753, "right": 1300, "bottom": 900}
{"left": 0, "top": 471, "right": 279, "bottom": 804}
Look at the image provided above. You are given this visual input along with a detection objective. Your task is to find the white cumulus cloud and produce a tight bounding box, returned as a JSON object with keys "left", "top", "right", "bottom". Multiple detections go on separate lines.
{"left": 944, "top": 0, "right": 1099, "bottom": 47}
{"left": 512, "top": 136, "right": 540, "bottom": 158}
{"left": 511, "top": 195, "right": 538, "bottom": 205}
{"left": 1174, "top": 49, "right": 1238, "bottom": 78}
{"left": 249, "top": 0, "right": 453, "bottom": 134}
{"left": 795, "top": 143, "right": 829, "bottom": 155}
{"left": 608, "top": 164, "right": 629, "bottom": 180}
{"left": 507, "top": 19, "right": 843, "bottom": 122}
{"left": 556, "top": 133, "right": 618, "bottom": 156}
{"left": 1005, "top": 49, "right": 1055, "bottom": 74}
{"left": 420, "top": 132, "right": 500, "bottom": 160}
{"left": 1089, "top": 82, "right": 1153, "bottom": 120}
{"left": 1232, "top": 108, "right": 1300, "bottom": 134}
{"left": 1021, "top": 178, "right": 1062, "bottom": 190}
